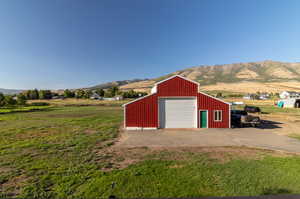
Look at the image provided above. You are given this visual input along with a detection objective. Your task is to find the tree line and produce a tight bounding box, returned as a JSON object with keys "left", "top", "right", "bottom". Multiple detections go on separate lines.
{"left": 0, "top": 86, "right": 147, "bottom": 107}
{"left": 0, "top": 92, "right": 26, "bottom": 107}
{"left": 64, "top": 86, "right": 147, "bottom": 99}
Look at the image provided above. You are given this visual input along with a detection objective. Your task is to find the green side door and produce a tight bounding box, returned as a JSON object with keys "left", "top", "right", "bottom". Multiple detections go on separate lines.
{"left": 200, "top": 111, "right": 207, "bottom": 128}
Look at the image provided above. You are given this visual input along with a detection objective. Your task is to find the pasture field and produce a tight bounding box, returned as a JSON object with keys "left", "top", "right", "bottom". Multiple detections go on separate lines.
{"left": 0, "top": 106, "right": 50, "bottom": 114}
{"left": 1, "top": 100, "right": 300, "bottom": 198}
{"left": 228, "top": 98, "right": 300, "bottom": 115}
{"left": 28, "top": 99, "right": 130, "bottom": 107}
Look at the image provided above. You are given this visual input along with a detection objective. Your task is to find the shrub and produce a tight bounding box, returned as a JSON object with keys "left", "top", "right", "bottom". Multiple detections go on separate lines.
{"left": 64, "top": 89, "right": 75, "bottom": 98}
{"left": 39, "top": 90, "right": 53, "bottom": 99}
{"left": 30, "top": 102, "right": 50, "bottom": 106}
{"left": 0, "top": 92, "right": 5, "bottom": 107}
{"left": 4, "top": 96, "right": 17, "bottom": 106}
{"left": 17, "top": 93, "right": 27, "bottom": 105}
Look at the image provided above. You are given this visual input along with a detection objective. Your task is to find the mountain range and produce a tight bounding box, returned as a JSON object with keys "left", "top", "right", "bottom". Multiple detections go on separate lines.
{"left": 117, "top": 60, "right": 300, "bottom": 94}
{"left": 89, "top": 79, "right": 148, "bottom": 90}
{"left": 0, "top": 88, "right": 23, "bottom": 95}
{"left": 3, "top": 60, "right": 300, "bottom": 94}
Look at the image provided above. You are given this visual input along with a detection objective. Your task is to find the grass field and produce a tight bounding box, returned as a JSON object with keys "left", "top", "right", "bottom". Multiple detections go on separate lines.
{"left": 28, "top": 99, "right": 130, "bottom": 107}
{"left": 0, "top": 106, "right": 51, "bottom": 114}
{"left": 228, "top": 98, "right": 300, "bottom": 116}
{"left": 1, "top": 100, "right": 300, "bottom": 198}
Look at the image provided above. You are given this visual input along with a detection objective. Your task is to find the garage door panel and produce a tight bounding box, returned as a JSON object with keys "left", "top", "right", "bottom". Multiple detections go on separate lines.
{"left": 159, "top": 98, "right": 196, "bottom": 128}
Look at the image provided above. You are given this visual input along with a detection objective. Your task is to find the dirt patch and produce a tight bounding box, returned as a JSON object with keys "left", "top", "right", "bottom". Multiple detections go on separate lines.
{"left": 0, "top": 167, "right": 12, "bottom": 173}
{"left": 85, "top": 129, "right": 97, "bottom": 134}
{"left": 259, "top": 114, "right": 300, "bottom": 136}
{"left": 95, "top": 146, "right": 293, "bottom": 171}
{"left": 0, "top": 175, "right": 28, "bottom": 197}
{"left": 202, "top": 81, "right": 300, "bottom": 93}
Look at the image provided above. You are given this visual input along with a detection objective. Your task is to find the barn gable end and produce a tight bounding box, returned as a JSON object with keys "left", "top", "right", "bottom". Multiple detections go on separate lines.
{"left": 157, "top": 76, "right": 198, "bottom": 96}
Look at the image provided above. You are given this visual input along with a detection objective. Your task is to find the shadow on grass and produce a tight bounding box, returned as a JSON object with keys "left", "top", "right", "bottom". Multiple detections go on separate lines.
{"left": 262, "top": 187, "right": 291, "bottom": 195}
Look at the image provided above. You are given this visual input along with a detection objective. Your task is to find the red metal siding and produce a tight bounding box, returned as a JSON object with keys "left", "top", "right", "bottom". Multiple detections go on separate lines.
{"left": 157, "top": 76, "right": 198, "bottom": 96}
{"left": 197, "top": 93, "right": 230, "bottom": 128}
{"left": 124, "top": 76, "right": 230, "bottom": 129}
{"left": 125, "top": 94, "right": 158, "bottom": 128}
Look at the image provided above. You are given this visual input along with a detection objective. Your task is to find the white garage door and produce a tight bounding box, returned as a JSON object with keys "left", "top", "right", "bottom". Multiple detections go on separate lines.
{"left": 159, "top": 98, "right": 197, "bottom": 128}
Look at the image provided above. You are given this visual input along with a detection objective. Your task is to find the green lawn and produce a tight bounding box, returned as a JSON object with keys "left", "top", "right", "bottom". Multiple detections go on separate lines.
{"left": 0, "top": 106, "right": 122, "bottom": 198}
{"left": 0, "top": 106, "right": 51, "bottom": 114}
{"left": 1, "top": 106, "right": 300, "bottom": 198}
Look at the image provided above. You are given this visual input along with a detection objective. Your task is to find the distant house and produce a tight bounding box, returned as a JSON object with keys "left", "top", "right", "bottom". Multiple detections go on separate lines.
{"left": 243, "top": 94, "right": 259, "bottom": 100}
{"left": 259, "top": 93, "right": 270, "bottom": 100}
{"left": 52, "top": 95, "right": 65, "bottom": 99}
{"left": 114, "top": 95, "right": 123, "bottom": 101}
{"left": 279, "top": 91, "right": 300, "bottom": 99}
{"left": 103, "top": 95, "right": 123, "bottom": 101}
{"left": 278, "top": 98, "right": 300, "bottom": 108}
{"left": 90, "top": 93, "right": 101, "bottom": 100}
{"left": 243, "top": 94, "right": 252, "bottom": 100}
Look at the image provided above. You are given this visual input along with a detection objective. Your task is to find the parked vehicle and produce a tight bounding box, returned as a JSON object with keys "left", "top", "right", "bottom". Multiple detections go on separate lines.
{"left": 244, "top": 105, "right": 261, "bottom": 113}
{"left": 231, "top": 110, "right": 261, "bottom": 128}
{"left": 231, "top": 110, "right": 248, "bottom": 116}
{"left": 240, "top": 114, "right": 261, "bottom": 127}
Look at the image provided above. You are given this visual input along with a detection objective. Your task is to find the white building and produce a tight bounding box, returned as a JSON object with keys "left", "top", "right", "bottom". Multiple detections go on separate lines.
{"left": 259, "top": 93, "right": 270, "bottom": 100}
{"left": 90, "top": 93, "right": 101, "bottom": 100}
{"left": 278, "top": 98, "right": 300, "bottom": 108}
{"left": 279, "top": 91, "right": 300, "bottom": 99}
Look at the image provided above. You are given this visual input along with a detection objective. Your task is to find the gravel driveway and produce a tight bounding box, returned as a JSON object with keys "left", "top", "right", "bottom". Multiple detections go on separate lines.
{"left": 116, "top": 128, "right": 300, "bottom": 153}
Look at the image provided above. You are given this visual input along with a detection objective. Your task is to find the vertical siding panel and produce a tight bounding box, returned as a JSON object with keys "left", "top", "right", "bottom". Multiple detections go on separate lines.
{"left": 157, "top": 76, "right": 197, "bottom": 96}
{"left": 125, "top": 94, "right": 158, "bottom": 128}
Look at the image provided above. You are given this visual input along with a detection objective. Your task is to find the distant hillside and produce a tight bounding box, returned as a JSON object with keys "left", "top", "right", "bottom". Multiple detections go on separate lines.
{"left": 0, "top": 88, "right": 23, "bottom": 95}
{"left": 119, "top": 61, "right": 300, "bottom": 93}
{"left": 89, "top": 79, "right": 148, "bottom": 90}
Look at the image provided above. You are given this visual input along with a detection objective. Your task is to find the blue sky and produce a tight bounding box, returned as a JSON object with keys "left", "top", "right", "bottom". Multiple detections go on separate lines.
{"left": 0, "top": 0, "right": 300, "bottom": 89}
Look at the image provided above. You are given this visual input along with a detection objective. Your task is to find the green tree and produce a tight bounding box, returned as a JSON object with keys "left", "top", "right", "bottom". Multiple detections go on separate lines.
{"left": 95, "top": 88, "right": 105, "bottom": 97}
{"left": 4, "top": 95, "right": 17, "bottom": 106}
{"left": 0, "top": 92, "right": 5, "bottom": 107}
{"left": 84, "top": 90, "right": 92, "bottom": 99}
{"left": 108, "top": 86, "right": 119, "bottom": 97}
{"left": 64, "top": 89, "right": 75, "bottom": 98}
{"left": 104, "top": 90, "right": 113, "bottom": 98}
{"left": 122, "top": 90, "right": 147, "bottom": 98}
{"left": 31, "top": 89, "right": 39, "bottom": 100}
{"left": 24, "top": 90, "right": 31, "bottom": 99}
{"left": 75, "top": 89, "right": 85, "bottom": 98}
{"left": 17, "top": 93, "right": 27, "bottom": 105}
{"left": 24, "top": 89, "right": 39, "bottom": 100}
{"left": 39, "top": 90, "right": 53, "bottom": 99}
{"left": 216, "top": 92, "right": 223, "bottom": 98}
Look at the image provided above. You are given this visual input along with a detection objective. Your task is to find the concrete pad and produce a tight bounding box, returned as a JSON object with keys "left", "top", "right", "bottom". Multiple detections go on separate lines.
{"left": 116, "top": 128, "right": 300, "bottom": 153}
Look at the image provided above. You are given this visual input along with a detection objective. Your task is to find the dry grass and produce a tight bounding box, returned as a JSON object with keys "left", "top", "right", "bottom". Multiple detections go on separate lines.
{"left": 95, "top": 146, "right": 292, "bottom": 171}
{"left": 119, "top": 80, "right": 300, "bottom": 94}
{"left": 202, "top": 81, "right": 300, "bottom": 93}
{"left": 28, "top": 98, "right": 129, "bottom": 106}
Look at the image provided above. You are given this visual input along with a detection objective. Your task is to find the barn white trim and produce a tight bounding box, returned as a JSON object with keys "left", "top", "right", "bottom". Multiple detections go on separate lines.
{"left": 158, "top": 97, "right": 197, "bottom": 128}
{"left": 198, "top": 91, "right": 231, "bottom": 105}
{"left": 122, "top": 93, "right": 155, "bottom": 107}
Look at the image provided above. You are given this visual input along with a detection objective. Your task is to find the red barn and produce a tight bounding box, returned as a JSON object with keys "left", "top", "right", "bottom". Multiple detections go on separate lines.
{"left": 123, "top": 75, "right": 231, "bottom": 129}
